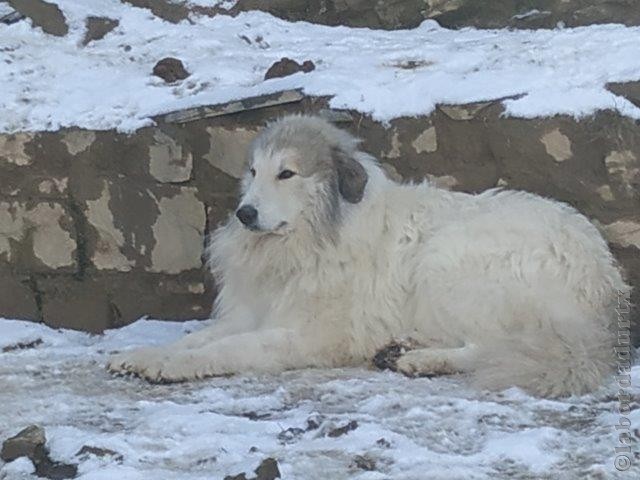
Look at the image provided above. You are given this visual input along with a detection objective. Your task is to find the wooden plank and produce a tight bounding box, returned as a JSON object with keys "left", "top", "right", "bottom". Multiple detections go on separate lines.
{"left": 161, "top": 89, "right": 305, "bottom": 124}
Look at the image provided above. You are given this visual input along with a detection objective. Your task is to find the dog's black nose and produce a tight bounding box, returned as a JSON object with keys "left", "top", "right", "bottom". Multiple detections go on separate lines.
{"left": 236, "top": 205, "right": 258, "bottom": 226}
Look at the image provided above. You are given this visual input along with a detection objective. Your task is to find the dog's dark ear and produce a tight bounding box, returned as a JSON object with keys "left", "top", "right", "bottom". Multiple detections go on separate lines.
{"left": 334, "top": 149, "right": 368, "bottom": 204}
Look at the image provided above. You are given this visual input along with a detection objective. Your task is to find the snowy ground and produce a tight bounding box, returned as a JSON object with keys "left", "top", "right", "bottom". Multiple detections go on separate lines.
{"left": 0, "top": 318, "right": 638, "bottom": 480}
{"left": 2, "top": 0, "right": 640, "bottom": 133}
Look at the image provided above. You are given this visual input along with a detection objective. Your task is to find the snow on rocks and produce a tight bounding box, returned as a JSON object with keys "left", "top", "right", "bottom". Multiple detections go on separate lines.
{"left": 2, "top": 0, "right": 640, "bottom": 133}
{"left": 1, "top": 317, "right": 639, "bottom": 479}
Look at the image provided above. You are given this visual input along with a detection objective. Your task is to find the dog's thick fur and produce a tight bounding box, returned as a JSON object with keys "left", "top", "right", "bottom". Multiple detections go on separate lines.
{"left": 109, "top": 115, "right": 630, "bottom": 397}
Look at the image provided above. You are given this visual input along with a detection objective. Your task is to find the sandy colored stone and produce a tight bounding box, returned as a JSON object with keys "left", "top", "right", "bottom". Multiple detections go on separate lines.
{"left": 605, "top": 150, "right": 639, "bottom": 196}
{"left": 604, "top": 220, "right": 640, "bottom": 249}
{"left": 85, "top": 181, "right": 133, "bottom": 272}
{"left": 149, "top": 130, "right": 193, "bottom": 183}
{"left": 188, "top": 283, "right": 205, "bottom": 294}
{"left": 439, "top": 102, "right": 492, "bottom": 120}
{"left": 62, "top": 131, "right": 95, "bottom": 155}
{"left": 383, "top": 130, "right": 401, "bottom": 159}
{"left": 150, "top": 188, "right": 206, "bottom": 274}
{"left": 204, "top": 127, "right": 258, "bottom": 179}
{"left": 0, "top": 133, "right": 33, "bottom": 166}
{"left": 28, "top": 204, "right": 76, "bottom": 269}
{"left": 412, "top": 126, "right": 437, "bottom": 154}
{"left": 540, "top": 128, "right": 572, "bottom": 162}
{"left": 0, "top": 202, "right": 75, "bottom": 269}
{"left": 0, "top": 203, "right": 24, "bottom": 260}
{"left": 38, "top": 177, "right": 68, "bottom": 195}
{"left": 426, "top": 0, "right": 464, "bottom": 17}
{"left": 595, "top": 184, "right": 615, "bottom": 202}
{"left": 427, "top": 174, "right": 458, "bottom": 190}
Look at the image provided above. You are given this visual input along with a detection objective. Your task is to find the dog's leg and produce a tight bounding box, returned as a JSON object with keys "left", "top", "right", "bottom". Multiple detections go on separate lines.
{"left": 396, "top": 344, "right": 477, "bottom": 377}
{"left": 107, "top": 318, "right": 250, "bottom": 377}
{"left": 108, "top": 328, "right": 328, "bottom": 383}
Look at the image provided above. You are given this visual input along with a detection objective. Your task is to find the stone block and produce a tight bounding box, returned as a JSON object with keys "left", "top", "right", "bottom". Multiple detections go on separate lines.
{"left": 0, "top": 201, "right": 76, "bottom": 272}
{"left": 0, "top": 271, "right": 39, "bottom": 320}
{"left": 149, "top": 188, "right": 206, "bottom": 274}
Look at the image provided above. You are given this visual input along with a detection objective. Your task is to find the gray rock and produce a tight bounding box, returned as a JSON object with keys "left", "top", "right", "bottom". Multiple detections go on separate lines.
{"left": 75, "top": 445, "right": 123, "bottom": 462}
{"left": 1, "top": 425, "right": 46, "bottom": 463}
{"left": 83, "top": 17, "right": 119, "bottom": 46}
{"left": 352, "top": 454, "right": 376, "bottom": 471}
{"left": 264, "top": 58, "right": 315, "bottom": 80}
{"left": 1, "top": 425, "right": 78, "bottom": 479}
{"left": 152, "top": 57, "right": 190, "bottom": 83}
{"left": 7, "top": 0, "right": 68, "bottom": 36}
{"left": 327, "top": 420, "right": 358, "bottom": 438}
{"left": 254, "top": 458, "right": 281, "bottom": 480}
{"left": 607, "top": 81, "right": 640, "bottom": 109}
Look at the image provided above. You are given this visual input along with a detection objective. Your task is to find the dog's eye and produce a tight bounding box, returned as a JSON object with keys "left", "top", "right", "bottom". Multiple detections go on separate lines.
{"left": 277, "top": 169, "right": 296, "bottom": 180}
{"left": 250, "top": 168, "right": 256, "bottom": 177}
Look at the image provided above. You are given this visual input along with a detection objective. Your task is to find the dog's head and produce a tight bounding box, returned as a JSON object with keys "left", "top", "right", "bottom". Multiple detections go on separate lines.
{"left": 235, "top": 115, "right": 368, "bottom": 239}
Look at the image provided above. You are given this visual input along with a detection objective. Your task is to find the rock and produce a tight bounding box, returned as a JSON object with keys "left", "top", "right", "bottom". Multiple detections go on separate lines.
{"left": 604, "top": 220, "right": 640, "bottom": 250}
{"left": 438, "top": 102, "right": 493, "bottom": 121}
{"left": 149, "top": 130, "right": 193, "bottom": 183}
{"left": 305, "top": 413, "right": 325, "bottom": 431}
{"left": 0, "top": 272, "right": 39, "bottom": 321}
{"left": 540, "top": 128, "right": 573, "bottom": 163}
{"left": 84, "top": 181, "right": 134, "bottom": 272}
{"left": 327, "top": 420, "right": 358, "bottom": 438}
{"left": 264, "top": 58, "right": 315, "bottom": 80}
{"left": 0, "top": 201, "right": 77, "bottom": 271}
{"left": 83, "top": 17, "right": 119, "bottom": 46}
{"left": 224, "top": 474, "right": 248, "bottom": 480}
{"left": 76, "top": 445, "right": 123, "bottom": 462}
{"left": 254, "top": 458, "right": 281, "bottom": 480}
{"left": 241, "top": 411, "right": 271, "bottom": 421}
{"left": 376, "top": 437, "right": 391, "bottom": 448}
{"left": 149, "top": 187, "right": 206, "bottom": 274}
{"left": 1, "top": 425, "right": 77, "bottom": 479}
{"left": 2, "top": 338, "right": 43, "bottom": 353}
{"left": 7, "top": 0, "right": 68, "bottom": 36}
{"left": 204, "top": 126, "right": 259, "bottom": 179}
{"left": 0, "top": 10, "right": 25, "bottom": 25}
{"left": 34, "top": 457, "right": 78, "bottom": 480}
{"left": 152, "top": 57, "right": 190, "bottom": 83}
{"left": 412, "top": 126, "right": 438, "bottom": 154}
{"left": 0, "top": 133, "right": 34, "bottom": 166}
{"left": 604, "top": 150, "right": 639, "bottom": 198}
{"left": 1, "top": 425, "right": 46, "bottom": 463}
{"left": 277, "top": 427, "right": 304, "bottom": 444}
{"left": 607, "top": 81, "right": 640, "bottom": 109}
{"left": 352, "top": 454, "right": 376, "bottom": 471}
{"left": 121, "top": 0, "right": 190, "bottom": 24}
{"left": 62, "top": 131, "right": 95, "bottom": 156}
{"left": 39, "top": 277, "right": 112, "bottom": 333}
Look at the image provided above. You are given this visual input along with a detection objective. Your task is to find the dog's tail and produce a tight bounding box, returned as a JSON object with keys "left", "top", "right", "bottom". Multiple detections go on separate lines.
{"left": 471, "top": 292, "right": 624, "bottom": 398}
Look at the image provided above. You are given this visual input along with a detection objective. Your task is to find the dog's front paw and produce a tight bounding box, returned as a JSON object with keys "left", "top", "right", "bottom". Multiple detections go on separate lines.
{"left": 107, "top": 348, "right": 227, "bottom": 383}
{"left": 396, "top": 349, "right": 457, "bottom": 378}
{"left": 107, "top": 347, "right": 177, "bottom": 383}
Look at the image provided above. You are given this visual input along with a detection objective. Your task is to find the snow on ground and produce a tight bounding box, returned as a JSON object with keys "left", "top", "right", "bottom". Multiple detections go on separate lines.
{"left": 0, "top": 318, "right": 638, "bottom": 479}
{"left": 2, "top": 0, "right": 640, "bottom": 133}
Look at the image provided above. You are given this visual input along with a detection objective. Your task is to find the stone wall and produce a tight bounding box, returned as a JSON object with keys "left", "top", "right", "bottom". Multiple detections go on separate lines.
{"left": 1, "top": 91, "right": 639, "bottom": 333}
{"left": 117, "top": 0, "right": 640, "bottom": 29}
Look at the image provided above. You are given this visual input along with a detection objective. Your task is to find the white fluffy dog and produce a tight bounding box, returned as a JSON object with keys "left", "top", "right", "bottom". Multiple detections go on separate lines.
{"left": 109, "top": 115, "right": 630, "bottom": 397}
